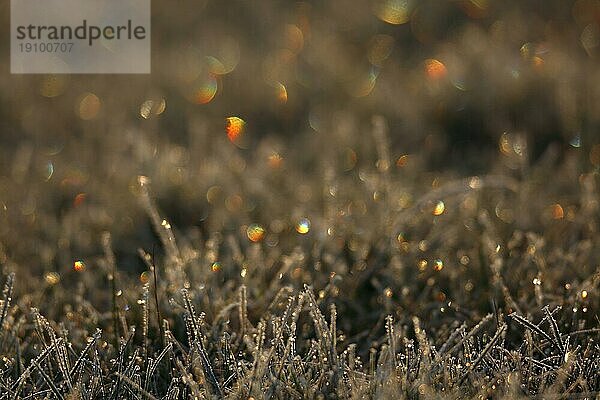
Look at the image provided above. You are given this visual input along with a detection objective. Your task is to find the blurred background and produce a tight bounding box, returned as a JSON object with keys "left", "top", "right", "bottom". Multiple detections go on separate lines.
{"left": 0, "top": 0, "right": 599, "bottom": 302}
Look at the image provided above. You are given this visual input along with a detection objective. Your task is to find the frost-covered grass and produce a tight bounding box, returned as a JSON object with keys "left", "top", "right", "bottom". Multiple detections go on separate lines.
{"left": 1, "top": 1, "right": 600, "bottom": 398}
{"left": 0, "top": 139, "right": 598, "bottom": 398}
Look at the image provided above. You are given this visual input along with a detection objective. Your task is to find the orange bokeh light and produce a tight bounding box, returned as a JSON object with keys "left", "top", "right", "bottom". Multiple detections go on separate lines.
{"left": 226, "top": 116, "right": 246, "bottom": 144}
{"left": 424, "top": 59, "right": 447, "bottom": 80}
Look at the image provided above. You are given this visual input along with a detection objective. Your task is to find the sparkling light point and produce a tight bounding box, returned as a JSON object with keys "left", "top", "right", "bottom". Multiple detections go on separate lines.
{"left": 226, "top": 116, "right": 246, "bottom": 145}
{"left": 433, "top": 201, "right": 445, "bottom": 216}
{"left": 140, "top": 271, "right": 150, "bottom": 284}
{"left": 74, "top": 260, "right": 86, "bottom": 272}
{"left": 295, "top": 218, "right": 311, "bottom": 234}
{"left": 44, "top": 272, "right": 60, "bottom": 285}
{"left": 424, "top": 59, "right": 447, "bottom": 80}
{"left": 247, "top": 224, "right": 265, "bottom": 242}
{"left": 374, "top": 0, "right": 411, "bottom": 25}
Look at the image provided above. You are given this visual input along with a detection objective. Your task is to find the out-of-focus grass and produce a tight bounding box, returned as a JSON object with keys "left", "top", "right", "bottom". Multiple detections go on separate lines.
{"left": 0, "top": 0, "right": 599, "bottom": 398}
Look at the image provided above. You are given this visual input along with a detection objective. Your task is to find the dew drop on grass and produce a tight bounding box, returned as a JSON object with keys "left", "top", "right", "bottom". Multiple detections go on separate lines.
{"left": 161, "top": 219, "right": 171, "bottom": 229}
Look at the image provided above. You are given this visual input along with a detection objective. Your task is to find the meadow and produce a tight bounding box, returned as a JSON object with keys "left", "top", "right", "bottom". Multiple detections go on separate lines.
{"left": 0, "top": 0, "right": 599, "bottom": 398}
